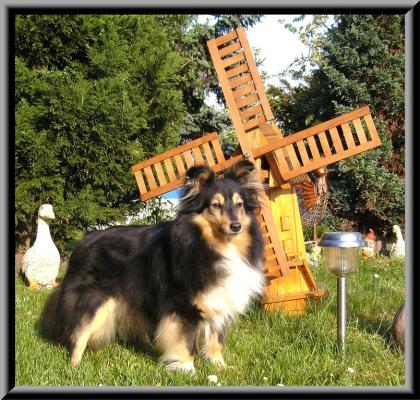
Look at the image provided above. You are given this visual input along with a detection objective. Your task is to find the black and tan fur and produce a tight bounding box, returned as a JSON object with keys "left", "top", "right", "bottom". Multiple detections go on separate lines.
{"left": 40, "top": 160, "right": 265, "bottom": 373}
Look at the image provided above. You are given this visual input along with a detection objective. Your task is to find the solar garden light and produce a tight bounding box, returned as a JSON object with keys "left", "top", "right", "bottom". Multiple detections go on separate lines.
{"left": 319, "top": 232, "right": 366, "bottom": 353}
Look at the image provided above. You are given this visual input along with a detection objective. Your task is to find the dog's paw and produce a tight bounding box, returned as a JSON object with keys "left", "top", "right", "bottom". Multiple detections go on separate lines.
{"left": 208, "top": 355, "right": 227, "bottom": 369}
{"left": 165, "top": 360, "right": 196, "bottom": 374}
{"left": 70, "top": 352, "right": 82, "bottom": 368}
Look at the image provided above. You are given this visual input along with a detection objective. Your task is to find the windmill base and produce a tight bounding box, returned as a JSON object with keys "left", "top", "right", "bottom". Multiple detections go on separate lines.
{"left": 261, "top": 289, "right": 328, "bottom": 315}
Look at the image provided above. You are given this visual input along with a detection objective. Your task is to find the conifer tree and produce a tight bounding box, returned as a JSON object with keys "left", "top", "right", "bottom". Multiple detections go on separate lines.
{"left": 15, "top": 15, "right": 187, "bottom": 250}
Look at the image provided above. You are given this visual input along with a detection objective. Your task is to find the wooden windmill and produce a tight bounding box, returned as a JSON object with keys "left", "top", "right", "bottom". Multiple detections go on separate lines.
{"left": 131, "top": 27, "right": 382, "bottom": 315}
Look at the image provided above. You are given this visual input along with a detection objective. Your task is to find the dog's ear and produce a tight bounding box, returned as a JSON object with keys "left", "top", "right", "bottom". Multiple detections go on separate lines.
{"left": 179, "top": 164, "right": 215, "bottom": 212}
{"left": 184, "top": 164, "right": 215, "bottom": 195}
{"left": 225, "top": 160, "right": 263, "bottom": 193}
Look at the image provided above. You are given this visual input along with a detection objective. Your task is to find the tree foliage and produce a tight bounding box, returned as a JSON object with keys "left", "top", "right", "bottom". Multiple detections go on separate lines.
{"left": 269, "top": 15, "right": 405, "bottom": 236}
{"left": 15, "top": 15, "right": 185, "bottom": 250}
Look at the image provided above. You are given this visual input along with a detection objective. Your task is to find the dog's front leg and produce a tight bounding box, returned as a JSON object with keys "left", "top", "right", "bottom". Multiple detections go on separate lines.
{"left": 154, "top": 313, "right": 199, "bottom": 374}
{"left": 201, "top": 323, "right": 227, "bottom": 368}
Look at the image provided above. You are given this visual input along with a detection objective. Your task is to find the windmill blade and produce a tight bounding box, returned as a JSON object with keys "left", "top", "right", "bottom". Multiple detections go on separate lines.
{"left": 252, "top": 106, "right": 382, "bottom": 180}
{"left": 208, "top": 28, "right": 274, "bottom": 124}
{"left": 207, "top": 27, "right": 286, "bottom": 185}
{"left": 132, "top": 132, "right": 234, "bottom": 201}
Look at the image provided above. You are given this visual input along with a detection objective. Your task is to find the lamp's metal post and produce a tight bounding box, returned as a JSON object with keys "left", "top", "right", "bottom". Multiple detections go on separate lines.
{"left": 337, "top": 276, "right": 347, "bottom": 353}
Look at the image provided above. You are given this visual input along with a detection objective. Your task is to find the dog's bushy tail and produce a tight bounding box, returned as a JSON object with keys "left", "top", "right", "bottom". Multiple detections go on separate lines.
{"left": 39, "top": 288, "right": 67, "bottom": 346}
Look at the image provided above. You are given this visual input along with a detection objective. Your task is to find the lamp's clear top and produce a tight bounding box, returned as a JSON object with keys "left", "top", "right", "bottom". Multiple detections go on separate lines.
{"left": 319, "top": 232, "right": 366, "bottom": 248}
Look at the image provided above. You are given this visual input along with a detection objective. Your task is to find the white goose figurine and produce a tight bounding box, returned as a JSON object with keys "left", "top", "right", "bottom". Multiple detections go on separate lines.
{"left": 390, "top": 224, "right": 405, "bottom": 258}
{"left": 21, "top": 204, "right": 60, "bottom": 288}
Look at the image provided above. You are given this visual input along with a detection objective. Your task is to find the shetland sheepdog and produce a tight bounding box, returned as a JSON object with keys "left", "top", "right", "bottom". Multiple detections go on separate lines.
{"left": 40, "top": 160, "right": 265, "bottom": 373}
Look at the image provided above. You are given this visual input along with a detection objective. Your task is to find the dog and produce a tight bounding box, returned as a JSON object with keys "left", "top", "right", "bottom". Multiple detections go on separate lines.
{"left": 40, "top": 160, "right": 265, "bottom": 373}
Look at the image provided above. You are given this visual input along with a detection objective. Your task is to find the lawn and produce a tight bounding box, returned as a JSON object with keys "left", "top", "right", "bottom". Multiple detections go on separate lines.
{"left": 15, "top": 256, "right": 405, "bottom": 387}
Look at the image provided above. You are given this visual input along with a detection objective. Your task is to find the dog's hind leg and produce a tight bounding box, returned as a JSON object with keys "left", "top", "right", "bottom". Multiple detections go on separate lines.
{"left": 154, "top": 313, "right": 199, "bottom": 373}
{"left": 70, "top": 298, "right": 116, "bottom": 367}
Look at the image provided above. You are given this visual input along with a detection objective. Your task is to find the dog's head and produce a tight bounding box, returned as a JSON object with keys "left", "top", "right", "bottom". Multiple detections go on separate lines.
{"left": 179, "top": 160, "right": 262, "bottom": 236}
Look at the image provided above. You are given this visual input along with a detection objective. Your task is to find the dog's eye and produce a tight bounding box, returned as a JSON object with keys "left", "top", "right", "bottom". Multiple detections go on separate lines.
{"left": 212, "top": 203, "right": 222, "bottom": 209}
{"left": 236, "top": 202, "right": 244, "bottom": 209}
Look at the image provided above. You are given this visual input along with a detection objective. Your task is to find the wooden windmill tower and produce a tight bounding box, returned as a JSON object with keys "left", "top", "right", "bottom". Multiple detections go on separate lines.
{"left": 131, "top": 27, "right": 382, "bottom": 315}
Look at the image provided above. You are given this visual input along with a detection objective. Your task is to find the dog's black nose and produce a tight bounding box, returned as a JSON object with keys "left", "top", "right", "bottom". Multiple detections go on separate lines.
{"left": 230, "top": 221, "right": 241, "bottom": 233}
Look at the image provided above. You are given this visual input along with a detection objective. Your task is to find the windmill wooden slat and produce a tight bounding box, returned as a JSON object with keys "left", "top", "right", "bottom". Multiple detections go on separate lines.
{"left": 163, "top": 158, "right": 177, "bottom": 182}
{"left": 296, "top": 140, "right": 310, "bottom": 164}
{"left": 214, "top": 30, "right": 238, "bottom": 46}
{"left": 226, "top": 63, "right": 249, "bottom": 78}
{"left": 218, "top": 41, "right": 242, "bottom": 57}
{"left": 353, "top": 118, "right": 368, "bottom": 145}
{"left": 236, "top": 93, "right": 259, "bottom": 109}
{"left": 154, "top": 162, "right": 167, "bottom": 187}
{"left": 329, "top": 126, "right": 344, "bottom": 153}
{"left": 202, "top": 142, "right": 216, "bottom": 166}
{"left": 144, "top": 166, "right": 157, "bottom": 190}
{"left": 342, "top": 122, "right": 355, "bottom": 148}
{"left": 236, "top": 27, "right": 275, "bottom": 121}
{"left": 318, "top": 131, "right": 333, "bottom": 158}
{"left": 229, "top": 73, "right": 253, "bottom": 89}
{"left": 173, "top": 154, "right": 186, "bottom": 176}
{"left": 240, "top": 104, "right": 263, "bottom": 120}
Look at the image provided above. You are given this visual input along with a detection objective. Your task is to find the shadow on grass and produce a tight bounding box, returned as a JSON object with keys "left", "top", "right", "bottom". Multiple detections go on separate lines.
{"left": 119, "top": 338, "right": 161, "bottom": 361}
{"left": 356, "top": 313, "right": 402, "bottom": 352}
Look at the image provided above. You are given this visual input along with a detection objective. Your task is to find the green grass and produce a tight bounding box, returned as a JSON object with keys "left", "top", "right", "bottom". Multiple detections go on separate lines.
{"left": 15, "top": 257, "right": 405, "bottom": 387}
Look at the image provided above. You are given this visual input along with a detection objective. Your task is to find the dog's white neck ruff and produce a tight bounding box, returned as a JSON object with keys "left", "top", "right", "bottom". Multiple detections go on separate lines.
{"left": 198, "top": 243, "right": 265, "bottom": 331}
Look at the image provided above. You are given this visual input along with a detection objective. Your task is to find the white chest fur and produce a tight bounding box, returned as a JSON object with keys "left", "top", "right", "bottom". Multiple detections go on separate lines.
{"left": 196, "top": 244, "right": 264, "bottom": 330}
